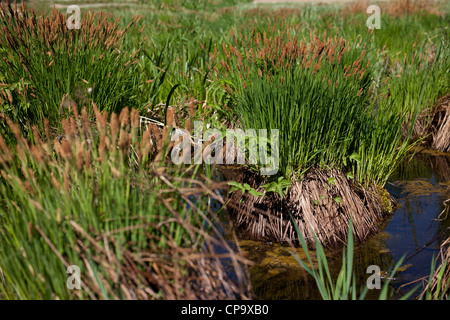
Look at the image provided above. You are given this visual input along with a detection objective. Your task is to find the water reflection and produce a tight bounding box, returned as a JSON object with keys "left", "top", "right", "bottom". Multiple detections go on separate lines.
{"left": 382, "top": 151, "right": 450, "bottom": 296}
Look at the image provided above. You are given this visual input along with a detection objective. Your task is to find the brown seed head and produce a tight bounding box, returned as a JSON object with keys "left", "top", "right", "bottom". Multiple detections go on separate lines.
{"left": 118, "top": 107, "right": 129, "bottom": 127}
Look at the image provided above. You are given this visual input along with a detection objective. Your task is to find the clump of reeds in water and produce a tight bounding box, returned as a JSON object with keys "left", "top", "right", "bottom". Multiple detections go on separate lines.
{"left": 0, "top": 106, "right": 253, "bottom": 299}
{"left": 214, "top": 25, "right": 412, "bottom": 247}
{"left": 213, "top": 25, "right": 379, "bottom": 180}
{"left": 0, "top": 1, "right": 143, "bottom": 130}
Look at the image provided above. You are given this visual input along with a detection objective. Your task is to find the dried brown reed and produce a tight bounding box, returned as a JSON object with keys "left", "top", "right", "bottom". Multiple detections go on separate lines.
{"left": 430, "top": 95, "right": 450, "bottom": 153}
{"left": 421, "top": 233, "right": 450, "bottom": 299}
{"left": 40, "top": 214, "right": 254, "bottom": 300}
{"left": 408, "top": 94, "right": 450, "bottom": 152}
{"left": 222, "top": 167, "right": 390, "bottom": 248}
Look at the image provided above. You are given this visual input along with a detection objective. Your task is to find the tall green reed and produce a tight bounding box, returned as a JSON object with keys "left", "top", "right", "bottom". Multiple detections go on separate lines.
{"left": 385, "top": 30, "right": 449, "bottom": 116}
{"left": 290, "top": 217, "right": 419, "bottom": 300}
{"left": 216, "top": 25, "right": 413, "bottom": 186}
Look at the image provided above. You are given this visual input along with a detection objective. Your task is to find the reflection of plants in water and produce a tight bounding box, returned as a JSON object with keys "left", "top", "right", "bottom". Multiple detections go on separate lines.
{"left": 239, "top": 239, "right": 322, "bottom": 300}
{"left": 351, "top": 232, "right": 398, "bottom": 292}
{"left": 290, "top": 218, "right": 419, "bottom": 300}
{"left": 390, "top": 152, "right": 450, "bottom": 250}
{"left": 396, "top": 179, "right": 443, "bottom": 196}
{"left": 394, "top": 152, "right": 450, "bottom": 183}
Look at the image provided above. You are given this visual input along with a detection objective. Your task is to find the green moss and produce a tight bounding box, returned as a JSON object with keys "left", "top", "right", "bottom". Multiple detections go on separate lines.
{"left": 376, "top": 184, "right": 394, "bottom": 214}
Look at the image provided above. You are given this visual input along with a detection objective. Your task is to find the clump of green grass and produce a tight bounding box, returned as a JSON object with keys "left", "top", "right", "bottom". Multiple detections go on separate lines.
{"left": 384, "top": 30, "right": 449, "bottom": 121}
{"left": 0, "top": 2, "right": 143, "bottom": 134}
{"left": 215, "top": 25, "right": 413, "bottom": 186}
{"left": 0, "top": 107, "right": 251, "bottom": 299}
{"left": 138, "top": 36, "right": 217, "bottom": 113}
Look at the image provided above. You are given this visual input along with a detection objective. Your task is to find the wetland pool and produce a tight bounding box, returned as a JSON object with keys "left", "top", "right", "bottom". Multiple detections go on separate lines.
{"left": 215, "top": 150, "right": 450, "bottom": 299}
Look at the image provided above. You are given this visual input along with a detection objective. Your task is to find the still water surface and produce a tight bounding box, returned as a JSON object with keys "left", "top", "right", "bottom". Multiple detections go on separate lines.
{"left": 216, "top": 150, "right": 450, "bottom": 299}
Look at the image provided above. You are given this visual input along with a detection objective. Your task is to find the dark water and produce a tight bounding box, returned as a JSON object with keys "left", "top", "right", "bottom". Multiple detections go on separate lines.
{"left": 380, "top": 151, "right": 450, "bottom": 296}
{"left": 216, "top": 150, "right": 450, "bottom": 299}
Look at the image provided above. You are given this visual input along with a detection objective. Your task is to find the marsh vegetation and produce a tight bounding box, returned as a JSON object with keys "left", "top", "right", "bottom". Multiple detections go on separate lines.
{"left": 0, "top": 0, "right": 449, "bottom": 299}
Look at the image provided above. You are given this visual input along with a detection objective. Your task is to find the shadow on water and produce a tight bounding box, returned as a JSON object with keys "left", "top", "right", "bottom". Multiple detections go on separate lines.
{"left": 213, "top": 149, "right": 450, "bottom": 299}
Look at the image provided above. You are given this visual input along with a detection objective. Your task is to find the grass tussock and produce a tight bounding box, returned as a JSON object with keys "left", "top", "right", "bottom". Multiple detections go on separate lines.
{"left": 216, "top": 24, "right": 418, "bottom": 247}
{"left": 215, "top": 25, "right": 414, "bottom": 185}
{"left": 0, "top": 1, "right": 143, "bottom": 133}
{"left": 0, "top": 106, "right": 252, "bottom": 299}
